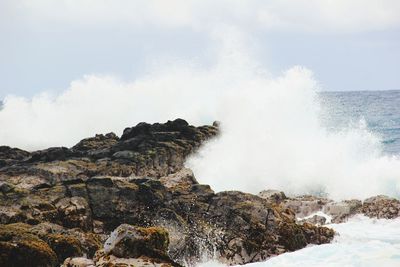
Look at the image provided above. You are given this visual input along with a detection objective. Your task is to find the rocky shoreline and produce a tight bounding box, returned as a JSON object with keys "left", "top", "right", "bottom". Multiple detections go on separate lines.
{"left": 0, "top": 119, "right": 398, "bottom": 267}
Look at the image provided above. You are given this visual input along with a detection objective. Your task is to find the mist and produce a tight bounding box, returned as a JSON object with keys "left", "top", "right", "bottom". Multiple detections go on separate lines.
{"left": 1, "top": 36, "right": 400, "bottom": 200}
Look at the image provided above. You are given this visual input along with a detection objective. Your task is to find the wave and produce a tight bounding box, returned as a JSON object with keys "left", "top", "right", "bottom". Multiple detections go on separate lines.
{"left": 1, "top": 37, "right": 400, "bottom": 200}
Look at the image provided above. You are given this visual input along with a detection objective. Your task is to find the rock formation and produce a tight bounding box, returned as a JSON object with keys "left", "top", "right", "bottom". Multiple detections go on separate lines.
{"left": 276, "top": 194, "right": 399, "bottom": 225}
{"left": 0, "top": 119, "right": 336, "bottom": 266}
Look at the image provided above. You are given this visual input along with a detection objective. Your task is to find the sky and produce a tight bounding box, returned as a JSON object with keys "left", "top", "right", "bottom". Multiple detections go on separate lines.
{"left": 1, "top": 0, "right": 400, "bottom": 99}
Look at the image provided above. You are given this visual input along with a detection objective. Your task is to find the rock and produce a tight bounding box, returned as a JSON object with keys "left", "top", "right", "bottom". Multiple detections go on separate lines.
{"left": 0, "top": 223, "right": 58, "bottom": 267}
{"left": 29, "top": 222, "right": 102, "bottom": 259}
{"left": 0, "top": 182, "right": 14, "bottom": 194}
{"left": 104, "top": 224, "right": 169, "bottom": 258}
{"left": 29, "top": 147, "right": 77, "bottom": 162}
{"left": 282, "top": 195, "right": 332, "bottom": 218}
{"left": 258, "top": 189, "right": 287, "bottom": 204}
{"left": 298, "top": 215, "right": 327, "bottom": 225}
{"left": 112, "top": 150, "right": 136, "bottom": 160}
{"left": 0, "top": 119, "right": 338, "bottom": 266}
{"left": 204, "top": 191, "right": 333, "bottom": 265}
{"left": 361, "top": 195, "right": 400, "bottom": 219}
{"left": 323, "top": 199, "right": 362, "bottom": 223}
{"left": 95, "top": 254, "right": 178, "bottom": 267}
{"left": 100, "top": 224, "right": 181, "bottom": 266}
{"left": 159, "top": 168, "right": 198, "bottom": 189}
{"left": 55, "top": 197, "right": 92, "bottom": 231}
{"left": 62, "top": 257, "right": 95, "bottom": 267}
{"left": 0, "top": 146, "right": 30, "bottom": 161}
{"left": 72, "top": 133, "right": 118, "bottom": 153}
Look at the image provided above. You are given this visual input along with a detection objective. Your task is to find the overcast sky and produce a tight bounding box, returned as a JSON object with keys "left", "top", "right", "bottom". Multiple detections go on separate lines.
{"left": 1, "top": 0, "right": 400, "bottom": 99}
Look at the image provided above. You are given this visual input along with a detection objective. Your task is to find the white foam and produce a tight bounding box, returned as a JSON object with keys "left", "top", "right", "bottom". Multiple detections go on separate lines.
{"left": 200, "top": 215, "right": 400, "bottom": 267}
{"left": 1, "top": 34, "right": 400, "bottom": 200}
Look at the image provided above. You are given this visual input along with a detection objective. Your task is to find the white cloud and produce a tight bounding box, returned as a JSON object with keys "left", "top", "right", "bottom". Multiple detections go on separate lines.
{"left": 10, "top": 0, "right": 400, "bottom": 33}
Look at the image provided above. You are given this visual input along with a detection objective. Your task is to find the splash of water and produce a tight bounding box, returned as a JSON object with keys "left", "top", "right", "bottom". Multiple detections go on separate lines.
{"left": 199, "top": 215, "right": 400, "bottom": 267}
{"left": 1, "top": 39, "right": 399, "bottom": 200}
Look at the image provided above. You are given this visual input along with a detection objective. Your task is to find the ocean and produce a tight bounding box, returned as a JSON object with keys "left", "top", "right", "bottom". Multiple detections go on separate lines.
{"left": 319, "top": 90, "right": 400, "bottom": 155}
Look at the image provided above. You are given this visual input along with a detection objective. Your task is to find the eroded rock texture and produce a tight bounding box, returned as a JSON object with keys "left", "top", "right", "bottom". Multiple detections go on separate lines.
{"left": 0, "top": 119, "right": 335, "bottom": 266}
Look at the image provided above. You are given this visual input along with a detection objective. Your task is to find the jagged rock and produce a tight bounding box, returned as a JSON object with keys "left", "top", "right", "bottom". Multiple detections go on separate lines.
{"left": 0, "top": 223, "right": 58, "bottom": 267}
{"left": 0, "top": 146, "right": 30, "bottom": 167}
{"left": 361, "top": 195, "right": 400, "bottom": 219}
{"left": 0, "top": 223, "right": 100, "bottom": 266}
{"left": 55, "top": 197, "right": 92, "bottom": 230}
{"left": 72, "top": 133, "right": 119, "bottom": 153}
{"left": 0, "top": 146, "right": 30, "bottom": 161}
{"left": 204, "top": 191, "right": 333, "bottom": 265}
{"left": 159, "top": 168, "right": 198, "bottom": 189}
{"left": 99, "top": 224, "right": 181, "bottom": 267}
{"left": 104, "top": 224, "right": 169, "bottom": 258}
{"left": 0, "top": 119, "right": 337, "bottom": 266}
{"left": 29, "top": 147, "right": 77, "bottom": 162}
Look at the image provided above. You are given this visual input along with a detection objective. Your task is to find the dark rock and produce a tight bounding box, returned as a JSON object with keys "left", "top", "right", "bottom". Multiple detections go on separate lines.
{"left": 0, "top": 146, "right": 30, "bottom": 167}
{"left": 0, "top": 119, "right": 337, "bottom": 266}
{"left": 72, "top": 133, "right": 119, "bottom": 153}
{"left": 0, "top": 223, "right": 100, "bottom": 267}
{"left": 99, "top": 224, "right": 181, "bottom": 266}
{"left": 29, "top": 147, "right": 77, "bottom": 162}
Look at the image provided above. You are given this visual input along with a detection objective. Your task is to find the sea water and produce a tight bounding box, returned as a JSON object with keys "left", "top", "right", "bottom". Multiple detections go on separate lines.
{"left": 200, "top": 90, "right": 400, "bottom": 267}
{"left": 320, "top": 90, "right": 400, "bottom": 155}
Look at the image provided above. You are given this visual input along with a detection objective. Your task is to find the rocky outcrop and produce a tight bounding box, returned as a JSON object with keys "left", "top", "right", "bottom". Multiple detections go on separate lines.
{"left": 0, "top": 119, "right": 336, "bottom": 266}
{"left": 0, "top": 222, "right": 101, "bottom": 267}
{"left": 97, "top": 224, "right": 181, "bottom": 266}
{"left": 361, "top": 195, "right": 400, "bottom": 219}
{"left": 276, "top": 193, "right": 398, "bottom": 224}
{"left": 258, "top": 189, "right": 287, "bottom": 204}
{"left": 282, "top": 195, "right": 331, "bottom": 218}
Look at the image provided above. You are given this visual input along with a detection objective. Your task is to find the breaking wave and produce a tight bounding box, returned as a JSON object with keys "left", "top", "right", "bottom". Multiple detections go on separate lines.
{"left": 1, "top": 38, "right": 400, "bottom": 200}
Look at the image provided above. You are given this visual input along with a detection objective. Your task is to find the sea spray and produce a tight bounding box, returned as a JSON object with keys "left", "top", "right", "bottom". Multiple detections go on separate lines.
{"left": 0, "top": 40, "right": 399, "bottom": 200}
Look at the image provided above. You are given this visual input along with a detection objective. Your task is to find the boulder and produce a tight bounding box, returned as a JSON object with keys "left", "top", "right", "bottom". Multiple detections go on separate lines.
{"left": 361, "top": 195, "right": 400, "bottom": 219}
{"left": 62, "top": 257, "right": 95, "bottom": 267}
{"left": 258, "top": 189, "right": 287, "bottom": 204}
{"left": 323, "top": 199, "right": 362, "bottom": 223}
{"left": 99, "top": 224, "right": 181, "bottom": 267}
{"left": 282, "top": 195, "right": 332, "bottom": 218}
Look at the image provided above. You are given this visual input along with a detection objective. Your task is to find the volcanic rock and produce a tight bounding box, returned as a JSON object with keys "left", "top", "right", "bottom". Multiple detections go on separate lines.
{"left": 0, "top": 119, "right": 336, "bottom": 266}
{"left": 361, "top": 195, "right": 400, "bottom": 219}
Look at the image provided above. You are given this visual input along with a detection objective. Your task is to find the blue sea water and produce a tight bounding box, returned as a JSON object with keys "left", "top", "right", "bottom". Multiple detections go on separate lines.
{"left": 319, "top": 90, "right": 400, "bottom": 155}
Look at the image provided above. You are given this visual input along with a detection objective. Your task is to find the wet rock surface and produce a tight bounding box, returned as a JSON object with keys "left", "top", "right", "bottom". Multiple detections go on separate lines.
{"left": 0, "top": 119, "right": 337, "bottom": 266}
{"left": 277, "top": 193, "right": 399, "bottom": 225}
{"left": 361, "top": 195, "right": 400, "bottom": 219}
